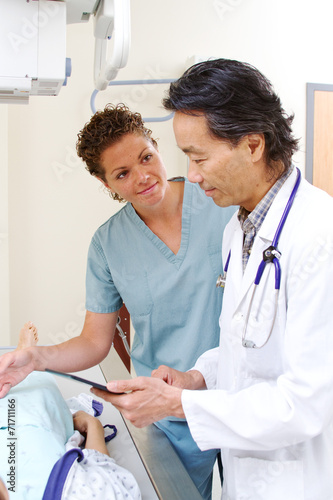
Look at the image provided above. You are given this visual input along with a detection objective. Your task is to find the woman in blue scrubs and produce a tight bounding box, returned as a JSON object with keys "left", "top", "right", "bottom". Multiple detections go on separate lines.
{"left": 0, "top": 104, "right": 235, "bottom": 500}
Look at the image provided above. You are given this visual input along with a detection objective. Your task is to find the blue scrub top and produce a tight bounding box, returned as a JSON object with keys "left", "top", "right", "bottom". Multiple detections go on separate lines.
{"left": 86, "top": 178, "right": 235, "bottom": 376}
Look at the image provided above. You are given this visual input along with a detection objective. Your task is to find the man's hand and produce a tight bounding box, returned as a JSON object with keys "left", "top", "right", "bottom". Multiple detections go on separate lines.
{"left": 151, "top": 365, "right": 206, "bottom": 390}
{"left": 91, "top": 376, "right": 184, "bottom": 428}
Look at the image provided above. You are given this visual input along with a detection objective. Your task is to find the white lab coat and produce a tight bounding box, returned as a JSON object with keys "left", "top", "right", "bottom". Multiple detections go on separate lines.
{"left": 182, "top": 169, "right": 333, "bottom": 500}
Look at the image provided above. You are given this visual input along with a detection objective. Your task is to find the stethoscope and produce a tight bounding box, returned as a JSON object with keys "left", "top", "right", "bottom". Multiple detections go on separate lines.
{"left": 216, "top": 167, "right": 301, "bottom": 349}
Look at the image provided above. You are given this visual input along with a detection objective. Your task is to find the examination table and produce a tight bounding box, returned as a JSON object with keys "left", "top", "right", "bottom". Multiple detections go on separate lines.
{"left": 0, "top": 348, "right": 202, "bottom": 499}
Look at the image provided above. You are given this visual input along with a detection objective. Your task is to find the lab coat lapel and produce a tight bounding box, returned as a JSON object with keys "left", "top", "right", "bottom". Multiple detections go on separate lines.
{"left": 239, "top": 235, "right": 270, "bottom": 299}
{"left": 228, "top": 226, "right": 243, "bottom": 297}
{"left": 223, "top": 216, "right": 243, "bottom": 299}
{"left": 224, "top": 215, "right": 267, "bottom": 305}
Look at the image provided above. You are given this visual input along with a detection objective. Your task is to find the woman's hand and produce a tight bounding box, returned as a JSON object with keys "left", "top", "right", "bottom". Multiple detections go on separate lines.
{"left": 0, "top": 349, "right": 36, "bottom": 398}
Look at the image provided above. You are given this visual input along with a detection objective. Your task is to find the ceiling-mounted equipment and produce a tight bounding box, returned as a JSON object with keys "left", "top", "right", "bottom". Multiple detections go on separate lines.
{"left": 0, "top": 0, "right": 131, "bottom": 104}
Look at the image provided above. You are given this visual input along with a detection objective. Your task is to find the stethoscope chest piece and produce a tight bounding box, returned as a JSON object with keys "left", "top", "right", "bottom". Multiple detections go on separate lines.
{"left": 263, "top": 245, "right": 281, "bottom": 262}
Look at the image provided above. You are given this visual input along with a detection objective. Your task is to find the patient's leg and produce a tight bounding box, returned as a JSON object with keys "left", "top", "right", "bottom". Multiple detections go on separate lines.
{"left": 16, "top": 322, "right": 38, "bottom": 350}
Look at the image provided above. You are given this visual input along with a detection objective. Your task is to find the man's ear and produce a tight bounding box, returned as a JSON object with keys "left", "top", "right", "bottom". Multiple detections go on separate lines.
{"left": 247, "top": 134, "right": 265, "bottom": 163}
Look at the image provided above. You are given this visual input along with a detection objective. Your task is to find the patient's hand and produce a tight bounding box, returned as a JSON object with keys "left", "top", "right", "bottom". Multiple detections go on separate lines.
{"left": 73, "top": 411, "right": 109, "bottom": 456}
{"left": 73, "top": 410, "right": 101, "bottom": 435}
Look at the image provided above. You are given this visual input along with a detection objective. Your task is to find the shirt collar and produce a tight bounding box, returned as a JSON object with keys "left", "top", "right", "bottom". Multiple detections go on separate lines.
{"left": 238, "top": 165, "right": 294, "bottom": 234}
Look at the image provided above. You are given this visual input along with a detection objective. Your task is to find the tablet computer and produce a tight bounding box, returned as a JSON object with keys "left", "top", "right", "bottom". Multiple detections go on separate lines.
{"left": 45, "top": 369, "right": 112, "bottom": 392}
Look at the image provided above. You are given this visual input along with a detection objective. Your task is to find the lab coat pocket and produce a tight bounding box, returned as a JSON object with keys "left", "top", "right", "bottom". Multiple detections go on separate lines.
{"left": 233, "top": 456, "right": 304, "bottom": 500}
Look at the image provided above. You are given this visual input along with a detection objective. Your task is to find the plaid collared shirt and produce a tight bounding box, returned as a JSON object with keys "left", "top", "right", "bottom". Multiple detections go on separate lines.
{"left": 238, "top": 166, "right": 293, "bottom": 272}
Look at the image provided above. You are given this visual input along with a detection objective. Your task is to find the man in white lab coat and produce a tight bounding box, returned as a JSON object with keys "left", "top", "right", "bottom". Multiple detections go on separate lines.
{"left": 92, "top": 59, "right": 333, "bottom": 499}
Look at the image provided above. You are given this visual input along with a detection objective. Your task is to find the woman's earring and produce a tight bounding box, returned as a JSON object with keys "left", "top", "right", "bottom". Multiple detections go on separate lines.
{"left": 107, "top": 187, "right": 125, "bottom": 203}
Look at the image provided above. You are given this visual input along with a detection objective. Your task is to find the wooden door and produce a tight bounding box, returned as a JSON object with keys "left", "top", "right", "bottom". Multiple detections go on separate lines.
{"left": 306, "top": 83, "right": 333, "bottom": 196}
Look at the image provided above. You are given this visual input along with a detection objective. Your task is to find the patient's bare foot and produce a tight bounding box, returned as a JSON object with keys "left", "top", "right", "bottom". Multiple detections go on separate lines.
{"left": 16, "top": 322, "right": 39, "bottom": 350}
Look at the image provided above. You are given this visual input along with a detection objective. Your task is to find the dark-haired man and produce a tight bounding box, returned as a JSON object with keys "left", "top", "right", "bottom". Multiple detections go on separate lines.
{"left": 92, "top": 59, "right": 333, "bottom": 500}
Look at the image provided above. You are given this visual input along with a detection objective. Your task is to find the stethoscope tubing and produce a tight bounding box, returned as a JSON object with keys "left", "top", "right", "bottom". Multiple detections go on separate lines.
{"left": 220, "top": 167, "right": 302, "bottom": 349}
{"left": 254, "top": 167, "right": 301, "bottom": 289}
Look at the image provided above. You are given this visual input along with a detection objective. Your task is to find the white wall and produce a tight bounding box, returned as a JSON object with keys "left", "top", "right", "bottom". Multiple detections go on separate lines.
{"left": 0, "top": 105, "right": 10, "bottom": 344}
{"left": 5, "top": 0, "right": 333, "bottom": 344}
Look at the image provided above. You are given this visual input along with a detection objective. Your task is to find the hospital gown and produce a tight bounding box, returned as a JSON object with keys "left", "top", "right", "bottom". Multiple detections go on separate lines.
{"left": 0, "top": 372, "right": 140, "bottom": 500}
{"left": 43, "top": 448, "right": 141, "bottom": 500}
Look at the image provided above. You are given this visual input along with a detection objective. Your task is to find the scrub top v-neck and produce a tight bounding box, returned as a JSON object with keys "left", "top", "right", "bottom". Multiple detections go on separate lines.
{"left": 125, "top": 177, "right": 191, "bottom": 267}
{"left": 85, "top": 178, "right": 235, "bottom": 378}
